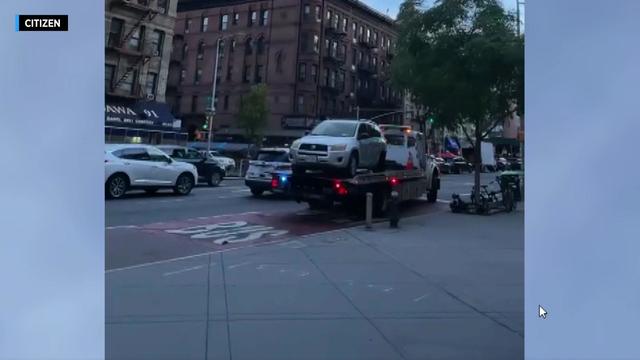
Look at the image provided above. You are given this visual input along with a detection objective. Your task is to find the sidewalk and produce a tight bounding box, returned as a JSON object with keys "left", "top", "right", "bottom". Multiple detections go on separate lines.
{"left": 106, "top": 209, "right": 524, "bottom": 360}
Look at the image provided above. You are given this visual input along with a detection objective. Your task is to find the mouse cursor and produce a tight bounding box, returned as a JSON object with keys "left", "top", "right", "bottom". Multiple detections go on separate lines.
{"left": 538, "top": 305, "right": 548, "bottom": 319}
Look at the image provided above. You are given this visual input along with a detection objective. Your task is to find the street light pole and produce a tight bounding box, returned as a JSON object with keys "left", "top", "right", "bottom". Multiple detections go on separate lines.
{"left": 207, "top": 37, "right": 222, "bottom": 154}
{"left": 516, "top": 0, "right": 525, "bottom": 36}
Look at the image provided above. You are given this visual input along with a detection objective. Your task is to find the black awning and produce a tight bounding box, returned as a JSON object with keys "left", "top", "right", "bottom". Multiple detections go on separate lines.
{"left": 105, "top": 101, "right": 181, "bottom": 130}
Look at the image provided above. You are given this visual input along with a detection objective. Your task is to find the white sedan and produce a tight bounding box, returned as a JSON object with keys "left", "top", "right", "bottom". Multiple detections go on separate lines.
{"left": 105, "top": 144, "right": 198, "bottom": 199}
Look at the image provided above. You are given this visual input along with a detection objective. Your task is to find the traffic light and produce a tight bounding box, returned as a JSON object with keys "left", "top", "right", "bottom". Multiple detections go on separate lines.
{"left": 428, "top": 117, "right": 435, "bottom": 124}
{"left": 201, "top": 121, "right": 209, "bottom": 130}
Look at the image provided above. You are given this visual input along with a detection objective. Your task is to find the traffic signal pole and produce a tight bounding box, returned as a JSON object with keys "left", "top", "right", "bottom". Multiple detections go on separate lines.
{"left": 207, "top": 37, "right": 222, "bottom": 154}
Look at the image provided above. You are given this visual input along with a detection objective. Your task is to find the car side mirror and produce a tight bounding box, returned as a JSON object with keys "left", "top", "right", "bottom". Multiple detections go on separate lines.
{"left": 304, "top": 130, "right": 310, "bottom": 136}
{"left": 165, "top": 157, "right": 173, "bottom": 164}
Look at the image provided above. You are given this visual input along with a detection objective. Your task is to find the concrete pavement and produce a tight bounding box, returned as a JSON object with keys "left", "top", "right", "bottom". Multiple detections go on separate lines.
{"left": 106, "top": 206, "right": 523, "bottom": 359}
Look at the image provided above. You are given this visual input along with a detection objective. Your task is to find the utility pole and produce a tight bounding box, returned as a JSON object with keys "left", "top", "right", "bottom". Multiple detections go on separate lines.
{"left": 206, "top": 37, "right": 222, "bottom": 154}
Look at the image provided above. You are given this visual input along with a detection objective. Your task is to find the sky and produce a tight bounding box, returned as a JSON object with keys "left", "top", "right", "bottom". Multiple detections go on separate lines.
{"left": 367, "top": 0, "right": 524, "bottom": 21}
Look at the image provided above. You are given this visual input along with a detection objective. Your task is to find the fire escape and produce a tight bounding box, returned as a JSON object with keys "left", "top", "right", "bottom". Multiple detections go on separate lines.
{"left": 107, "top": 0, "right": 162, "bottom": 98}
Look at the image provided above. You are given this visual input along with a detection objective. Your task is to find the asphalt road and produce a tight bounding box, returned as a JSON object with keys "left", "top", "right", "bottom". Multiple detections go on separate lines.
{"left": 105, "top": 173, "right": 500, "bottom": 270}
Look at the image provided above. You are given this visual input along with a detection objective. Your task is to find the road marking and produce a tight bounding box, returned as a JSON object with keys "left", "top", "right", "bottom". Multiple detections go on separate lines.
{"left": 106, "top": 206, "right": 448, "bottom": 273}
{"left": 105, "top": 225, "right": 139, "bottom": 230}
{"left": 413, "top": 293, "right": 430, "bottom": 302}
{"left": 228, "top": 261, "right": 252, "bottom": 270}
{"left": 231, "top": 188, "right": 250, "bottom": 193}
{"left": 437, "top": 199, "right": 451, "bottom": 204}
{"left": 162, "top": 265, "right": 204, "bottom": 277}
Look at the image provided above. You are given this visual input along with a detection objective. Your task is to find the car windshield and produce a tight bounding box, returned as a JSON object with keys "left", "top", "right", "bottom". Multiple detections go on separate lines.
{"left": 384, "top": 134, "right": 406, "bottom": 146}
{"left": 310, "top": 121, "right": 357, "bottom": 137}
{"left": 257, "top": 151, "right": 289, "bottom": 162}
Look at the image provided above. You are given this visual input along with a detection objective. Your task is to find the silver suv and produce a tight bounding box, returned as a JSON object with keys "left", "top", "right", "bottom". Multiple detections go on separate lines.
{"left": 290, "top": 119, "right": 387, "bottom": 177}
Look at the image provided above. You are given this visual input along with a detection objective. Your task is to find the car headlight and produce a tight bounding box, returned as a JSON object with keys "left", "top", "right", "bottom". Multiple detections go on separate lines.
{"left": 291, "top": 141, "right": 301, "bottom": 150}
{"left": 330, "top": 144, "right": 348, "bottom": 151}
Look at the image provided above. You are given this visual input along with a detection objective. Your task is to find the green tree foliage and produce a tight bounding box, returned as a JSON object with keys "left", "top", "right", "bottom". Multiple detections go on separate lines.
{"left": 392, "top": 0, "right": 524, "bottom": 201}
{"left": 238, "top": 84, "right": 269, "bottom": 146}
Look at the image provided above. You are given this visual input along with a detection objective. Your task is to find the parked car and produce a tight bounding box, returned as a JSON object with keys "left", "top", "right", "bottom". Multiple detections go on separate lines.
{"left": 105, "top": 144, "right": 198, "bottom": 199}
{"left": 290, "top": 119, "right": 387, "bottom": 177}
{"left": 158, "top": 145, "right": 225, "bottom": 186}
{"left": 496, "top": 157, "right": 509, "bottom": 171}
{"left": 200, "top": 150, "right": 236, "bottom": 173}
{"left": 245, "top": 148, "right": 291, "bottom": 196}
{"left": 431, "top": 156, "right": 447, "bottom": 173}
{"left": 448, "top": 156, "right": 473, "bottom": 174}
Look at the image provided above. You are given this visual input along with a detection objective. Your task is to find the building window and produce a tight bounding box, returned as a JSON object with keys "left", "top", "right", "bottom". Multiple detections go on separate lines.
{"left": 243, "top": 65, "right": 251, "bottom": 82}
{"left": 324, "top": 39, "right": 330, "bottom": 53}
{"left": 185, "top": 19, "right": 192, "bottom": 33}
{"left": 151, "top": 30, "right": 164, "bottom": 54}
{"left": 220, "top": 14, "right": 229, "bottom": 30}
{"left": 351, "top": 75, "right": 356, "bottom": 91}
{"left": 342, "top": 17, "right": 348, "bottom": 32}
{"left": 233, "top": 12, "right": 239, "bottom": 25}
{"left": 296, "top": 95, "right": 304, "bottom": 113}
{"left": 180, "top": 69, "right": 186, "bottom": 83}
{"left": 331, "top": 41, "right": 337, "bottom": 57}
{"left": 329, "top": 70, "right": 336, "bottom": 87}
{"left": 298, "top": 63, "right": 306, "bottom": 81}
{"left": 249, "top": 10, "right": 257, "bottom": 26}
{"left": 224, "top": 95, "right": 229, "bottom": 110}
{"left": 230, "top": 39, "right": 236, "bottom": 52}
{"left": 255, "top": 65, "right": 264, "bottom": 83}
{"left": 108, "top": 18, "right": 124, "bottom": 47}
{"left": 373, "top": 31, "right": 378, "bottom": 45}
{"left": 191, "top": 96, "right": 198, "bottom": 113}
{"left": 372, "top": 56, "right": 377, "bottom": 69}
{"left": 324, "top": 67, "right": 329, "bottom": 86}
{"left": 145, "top": 72, "right": 158, "bottom": 96}
{"left": 359, "top": 25, "right": 364, "bottom": 38}
{"left": 326, "top": 9, "right": 332, "bottom": 21}
{"left": 128, "top": 26, "right": 144, "bottom": 51}
{"left": 157, "top": 0, "right": 168, "bottom": 13}
{"left": 366, "top": 28, "right": 371, "bottom": 42}
{"left": 256, "top": 37, "right": 265, "bottom": 55}
{"left": 105, "top": 64, "right": 115, "bottom": 89}
{"left": 313, "top": 35, "right": 319, "bottom": 52}
{"left": 332, "top": 13, "right": 339, "bottom": 29}
{"left": 201, "top": 17, "right": 208, "bottom": 32}
{"left": 358, "top": 51, "right": 363, "bottom": 64}
{"left": 260, "top": 10, "right": 269, "bottom": 26}
{"left": 338, "top": 70, "right": 345, "bottom": 90}
{"left": 245, "top": 38, "right": 253, "bottom": 55}
{"left": 303, "top": 4, "right": 310, "bottom": 19}
{"left": 311, "top": 64, "right": 318, "bottom": 82}
{"left": 226, "top": 65, "right": 233, "bottom": 81}
{"left": 195, "top": 68, "right": 203, "bottom": 83}
{"left": 315, "top": 5, "right": 321, "bottom": 22}
{"left": 218, "top": 40, "right": 225, "bottom": 58}
{"left": 182, "top": 43, "right": 188, "bottom": 60}
{"left": 121, "top": 70, "right": 137, "bottom": 94}
{"left": 276, "top": 51, "right": 284, "bottom": 73}
{"left": 197, "top": 41, "right": 205, "bottom": 59}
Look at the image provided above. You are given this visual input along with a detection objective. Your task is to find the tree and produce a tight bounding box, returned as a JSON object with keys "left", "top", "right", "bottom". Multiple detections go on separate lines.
{"left": 392, "top": 0, "right": 524, "bottom": 203}
{"left": 237, "top": 84, "right": 269, "bottom": 147}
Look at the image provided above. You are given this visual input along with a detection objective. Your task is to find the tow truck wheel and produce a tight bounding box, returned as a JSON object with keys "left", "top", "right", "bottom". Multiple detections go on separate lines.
{"left": 427, "top": 172, "right": 439, "bottom": 203}
{"left": 250, "top": 188, "right": 263, "bottom": 196}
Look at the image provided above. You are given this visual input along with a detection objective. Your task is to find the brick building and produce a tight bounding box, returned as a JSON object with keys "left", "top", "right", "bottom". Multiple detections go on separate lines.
{"left": 169, "top": 0, "right": 402, "bottom": 146}
{"left": 105, "top": 0, "right": 185, "bottom": 144}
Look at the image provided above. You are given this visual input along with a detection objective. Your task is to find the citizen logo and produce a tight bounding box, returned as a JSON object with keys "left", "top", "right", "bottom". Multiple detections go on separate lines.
{"left": 16, "top": 15, "right": 68, "bottom": 32}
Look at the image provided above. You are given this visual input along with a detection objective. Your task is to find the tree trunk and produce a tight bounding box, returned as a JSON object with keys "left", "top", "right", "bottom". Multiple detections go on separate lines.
{"left": 473, "top": 125, "right": 482, "bottom": 204}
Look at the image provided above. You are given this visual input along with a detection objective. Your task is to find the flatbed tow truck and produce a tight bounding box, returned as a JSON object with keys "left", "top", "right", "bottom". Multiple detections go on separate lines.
{"left": 270, "top": 125, "right": 441, "bottom": 216}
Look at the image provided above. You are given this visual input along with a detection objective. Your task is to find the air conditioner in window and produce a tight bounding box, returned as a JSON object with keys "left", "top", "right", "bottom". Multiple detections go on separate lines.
{"left": 146, "top": 94, "right": 155, "bottom": 100}
{"left": 157, "top": 7, "right": 166, "bottom": 14}
{"left": 152, "top": 50, "right": 160, "bottom": 57}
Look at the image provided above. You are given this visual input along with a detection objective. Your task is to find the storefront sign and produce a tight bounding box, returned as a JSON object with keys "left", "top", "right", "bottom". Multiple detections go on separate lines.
{"left": 105, "top": 101, "right": 180, "bottom": 129}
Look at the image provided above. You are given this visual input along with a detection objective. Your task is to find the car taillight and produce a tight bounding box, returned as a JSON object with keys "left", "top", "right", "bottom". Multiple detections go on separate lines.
{"left": 389, "top": 177, "right": 399, "bottom": 187}
{"left": 333, "top": 180, "right": 348, "bottom": 196}
{"left": 271, "top": 176, "right": 279, "bottom": 189}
